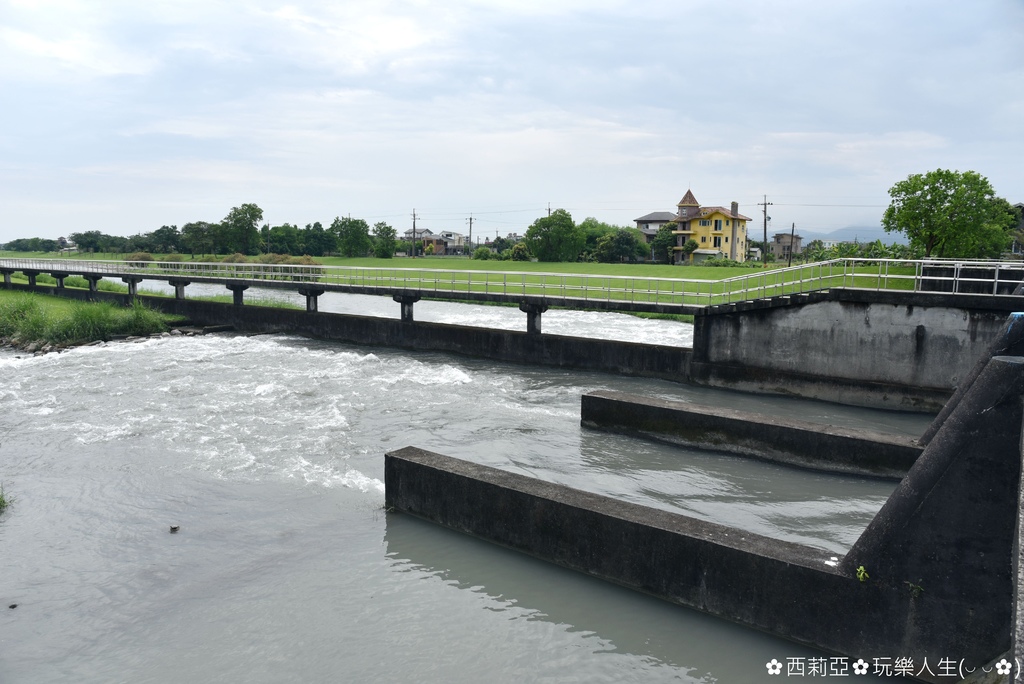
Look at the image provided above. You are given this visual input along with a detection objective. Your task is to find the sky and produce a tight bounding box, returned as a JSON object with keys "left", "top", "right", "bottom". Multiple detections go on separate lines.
{"left": 1, "top": 0, "right": 1022, "bottom": 244}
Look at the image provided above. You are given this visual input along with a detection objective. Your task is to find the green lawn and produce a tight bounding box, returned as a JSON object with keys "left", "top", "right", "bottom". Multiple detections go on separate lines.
{"left": 0, "top": 251, "right": 921, "bottom": 306}
{"left": 0, "top": 250, "right": 771, "bottom": 280}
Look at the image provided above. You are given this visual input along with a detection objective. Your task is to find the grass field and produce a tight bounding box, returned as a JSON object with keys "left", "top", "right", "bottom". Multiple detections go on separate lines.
{"left": 0, "top": 251, "right": 921, "bottom": 306}
{"left": 0, "top": 250, "right": 765, "bottom": 280}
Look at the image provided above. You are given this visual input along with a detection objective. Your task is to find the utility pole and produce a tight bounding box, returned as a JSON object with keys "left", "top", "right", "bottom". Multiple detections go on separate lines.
{"left": 547, "top": 202, "right": 551, "bottom": 217}
{"left": 466, "top": 214, "right": 474, "bottom": 256}
{"left": 411, "top": 209, "right": 418, "bottom": 258}
{"left": 788, "top": 222, "right": 796, "bottom": 268}
{"left": 759, "top": 195, "right": 773, "bottom": 268}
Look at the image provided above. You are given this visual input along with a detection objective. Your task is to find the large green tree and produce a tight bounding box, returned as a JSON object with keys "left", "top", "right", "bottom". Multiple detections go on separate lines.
{"left": 882, "top": 169, "right": 1015, "bottom": 258}
{"left": 650, "top": 223, "right": 677, "bottom": 263}
{"left": 331, "top": 217, "right": 372, "bottom": 257}
{"left": 524, "top": 209, "right": 584, "bottom": 262}
{"left": 594, "top": 228, "right": 647, "bottom": 263}
{"left": 181, "top": 222, "right": 215, "bottom": 257}
{"left": 223, "top": 203, "right": 264, "bottom": 255}
{"left": 373, "top": 221, "right": 397, "bottom": 258}
{"left": 301, "top": 222, "right": 336, "bottom": 257}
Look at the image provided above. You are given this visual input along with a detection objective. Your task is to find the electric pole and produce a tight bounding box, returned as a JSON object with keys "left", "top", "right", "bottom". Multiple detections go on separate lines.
{"left": 409, "top": 208, "right": 417, "bottom": 255}
{"left": 759, "top": 195, "right": 773, "bottom": 268}
{"left": 466, "top": 214, "right": 474, "bottom": 256}
{"left": 547, "top": 202, "right": 551, "bottom": 217}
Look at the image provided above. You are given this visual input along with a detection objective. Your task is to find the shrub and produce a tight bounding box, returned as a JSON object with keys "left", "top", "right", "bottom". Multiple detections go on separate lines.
{"left": 510, "top": 243, "right": 531, "bottom": 261}
{"left": 255, "top": 253, "right": 292, "bottom": 265}
{"left": 699, "top": 257, "right": 747, "bottom": 267}
{"left": 472, "top": 247, "right": 491, "bottom": 260}
{"left": 161, "top": 253, "right": 185, "bottom": 262}
{"left": 127, "top": 252, "right": 154, "bottom": 266}
{"left": 220, "top": 253, "right": 250, "bottom": 263}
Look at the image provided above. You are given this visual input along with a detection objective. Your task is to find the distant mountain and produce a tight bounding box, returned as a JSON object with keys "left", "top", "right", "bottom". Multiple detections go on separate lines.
{"left": 798, "top": 226, "right": 908, "bottom": 245}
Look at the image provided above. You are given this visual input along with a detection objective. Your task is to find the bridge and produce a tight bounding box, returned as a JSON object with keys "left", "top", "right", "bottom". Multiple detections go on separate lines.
{"left": 3, "top": 256, "right": 1023, "bottom": 331}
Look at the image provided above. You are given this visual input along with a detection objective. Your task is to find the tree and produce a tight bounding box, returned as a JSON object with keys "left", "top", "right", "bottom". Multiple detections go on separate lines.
{"left": 266, "top": 223, "right": 302, "bottom": 255}
{"left": 150, "top": 225, "right": 182, "bottom": 253}
{"left": 301, "top": 222, "right": 336, "bottom": 257}
{"left": 181, "top": 222, "right": 215, "bottom": 257}
{"left": 882, "top": 169, "right": 1015, "bottom": 258}
{"left": 70, "top": 230, "right": 105, "bottom": 253}
{"left": 680, "top": 239, "right": 698, "bottom": 262}
{"left": 524, "top": 209, "right": 584, "bottom": 262}
{"left": 651, "top": 223, "right": 677, "bottom": 263}
{"left": 223, "top": 203, "right": 264, "bottom": 255}
{"left": 577, "top": 217, "right": 617, "bottom": 260}
{"left": 595, "top": 229, "right": 647, "bottom": 263}
{"left": 331, "top": 216, "right": 371, "bottom": 257}
{"left": 373, "top": 222, "right": 397, "bottom": 258}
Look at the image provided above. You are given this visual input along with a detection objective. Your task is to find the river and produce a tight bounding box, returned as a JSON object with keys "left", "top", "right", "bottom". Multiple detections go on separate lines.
{"left": 0, "top": 295, "right": 929, "bottom": 682}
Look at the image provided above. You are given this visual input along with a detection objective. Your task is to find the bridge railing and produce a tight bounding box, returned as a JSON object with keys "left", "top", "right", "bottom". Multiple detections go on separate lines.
{"left": 2, "top": 257, "right": 1023, "bottom": 306}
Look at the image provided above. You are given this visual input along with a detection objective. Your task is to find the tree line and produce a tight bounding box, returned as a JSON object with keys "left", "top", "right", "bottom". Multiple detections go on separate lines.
{"left": 2, "top": 204, "right": 400, "bottom": 259}
{"left": 477, "top": 210, "right": 653, "bottom": 263}
{"left": 5, "top": 173, "right": 1018, "bottom": 263}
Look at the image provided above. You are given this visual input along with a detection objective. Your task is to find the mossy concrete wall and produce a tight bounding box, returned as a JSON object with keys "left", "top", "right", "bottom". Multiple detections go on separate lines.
{"left": 581, "top": 389, "right": 922, "bottom": 478}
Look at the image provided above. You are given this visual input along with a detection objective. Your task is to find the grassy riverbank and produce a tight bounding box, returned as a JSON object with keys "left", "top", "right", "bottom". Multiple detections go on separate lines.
{"left": 0, "top": 290, "right": 179, "bottom": 348}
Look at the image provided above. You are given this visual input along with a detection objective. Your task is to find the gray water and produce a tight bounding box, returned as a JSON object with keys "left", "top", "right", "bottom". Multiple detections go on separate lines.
{"left": 0, "top": 304, "right": 930, "bottom": 683}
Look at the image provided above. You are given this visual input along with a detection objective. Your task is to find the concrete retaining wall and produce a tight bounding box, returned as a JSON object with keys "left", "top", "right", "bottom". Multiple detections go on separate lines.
{"left": 581, "top": 389, "right": 922, "bottom": 478}
{"left": 690, "top": 289, "right": 1023, "bottom": 412}
{"left": 141, "top": 292, "right": 692, "bottom": 381}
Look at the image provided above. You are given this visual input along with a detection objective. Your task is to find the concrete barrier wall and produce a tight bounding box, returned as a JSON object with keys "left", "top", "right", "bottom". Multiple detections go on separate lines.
{"left": 142, "top": 294, "right": 693, "bottom": 381}
{"left": 581, "top": 390, "right": 922, "bottom": 478}
{"left": 690, "top": 289, "right": 1022, "bottom": 411}
{"left": 384, "top": 444, "right": 1012, "bottom": 677}
{"left": 10, "top": 281, "right": 1022, "bottom": 411}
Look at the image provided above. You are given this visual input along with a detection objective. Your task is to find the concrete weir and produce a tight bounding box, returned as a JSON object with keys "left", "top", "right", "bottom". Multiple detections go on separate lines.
{"left": 580, "top": 390, "right": 922, "bottom": 478}
{"left": 387, "top": 354, "right": 1024, "bottom": 680}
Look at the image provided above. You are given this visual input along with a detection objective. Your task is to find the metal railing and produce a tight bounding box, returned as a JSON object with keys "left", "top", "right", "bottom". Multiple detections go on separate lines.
{"left": 2, "top": 257, "right": 1024, "bottom": 307}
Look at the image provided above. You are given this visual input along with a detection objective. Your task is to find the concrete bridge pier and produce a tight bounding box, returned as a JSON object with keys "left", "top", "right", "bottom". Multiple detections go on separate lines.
{"left": 84, "top": 276, "right": 102, "bottom": 301}
{"left": 121, "top": 276, "right": 143, "bottom": 302}
{"left": 226, "top": 283, "right": 249, "bottom": 306}
{"left": 51, "top": 272, "right": 69, "bottom": 289}
{"left": 393, "top": 293, "right": 421, "bottom": 323}
{"left": 1, "top": 269, "right": 12, "bottom": 287}
{"left": 168, "top": 279, "right": 190, "bottom": 300}
{"left": 519, "top": 300, "right": 549, "bottom": 335}
{"left": 22, "top": 270, "right": 39, "bottom": 287}
{"left": 298, "top": 287, "right": 326, "bottom": 312}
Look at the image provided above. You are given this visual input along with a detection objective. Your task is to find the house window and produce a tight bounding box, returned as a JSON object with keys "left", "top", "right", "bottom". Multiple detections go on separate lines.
{"left": 714, "top": 219, "right": 723, "bottom": 231}
{"left": 680, "top": 208, "right": 689, "bottom": 217}
{"left": 713, "top": 236, "right": 721, "bottom": 248}
{"left": 701, "top": 236, "right": 707, "bottom": 243}
{"left": 726, "top": 220, "right": 731, "bottom": 226}
{"left": 725, "top": 237, "right": 729, "bottom": 243}
{"left": 699, "top": 219, "right": 710, "bottom": 227}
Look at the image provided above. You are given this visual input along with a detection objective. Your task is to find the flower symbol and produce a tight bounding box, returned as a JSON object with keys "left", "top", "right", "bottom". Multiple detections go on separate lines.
{"left": 766, "top": 659, "right": 783, "bottom": 675}
{"left": 853, "top": 659, "right": 869, "bottom": 675}
{"left": 996, "top": 659, "right": 1013, "bottom": 675}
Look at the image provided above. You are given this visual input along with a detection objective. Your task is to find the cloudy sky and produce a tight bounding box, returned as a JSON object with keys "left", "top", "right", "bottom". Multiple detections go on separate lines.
{"left": 1, "top": 0, "right": 1022, "bottom": 244}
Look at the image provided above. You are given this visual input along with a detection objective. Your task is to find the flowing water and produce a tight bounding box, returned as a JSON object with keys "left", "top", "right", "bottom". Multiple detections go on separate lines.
{"left": 0, "top": 297, "right": 930, "bottom": 683}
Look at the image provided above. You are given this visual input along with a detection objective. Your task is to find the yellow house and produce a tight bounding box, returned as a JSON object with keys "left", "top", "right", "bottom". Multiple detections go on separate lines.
{"left": 670, "top": 190, "right": 751, "bottom": 264}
